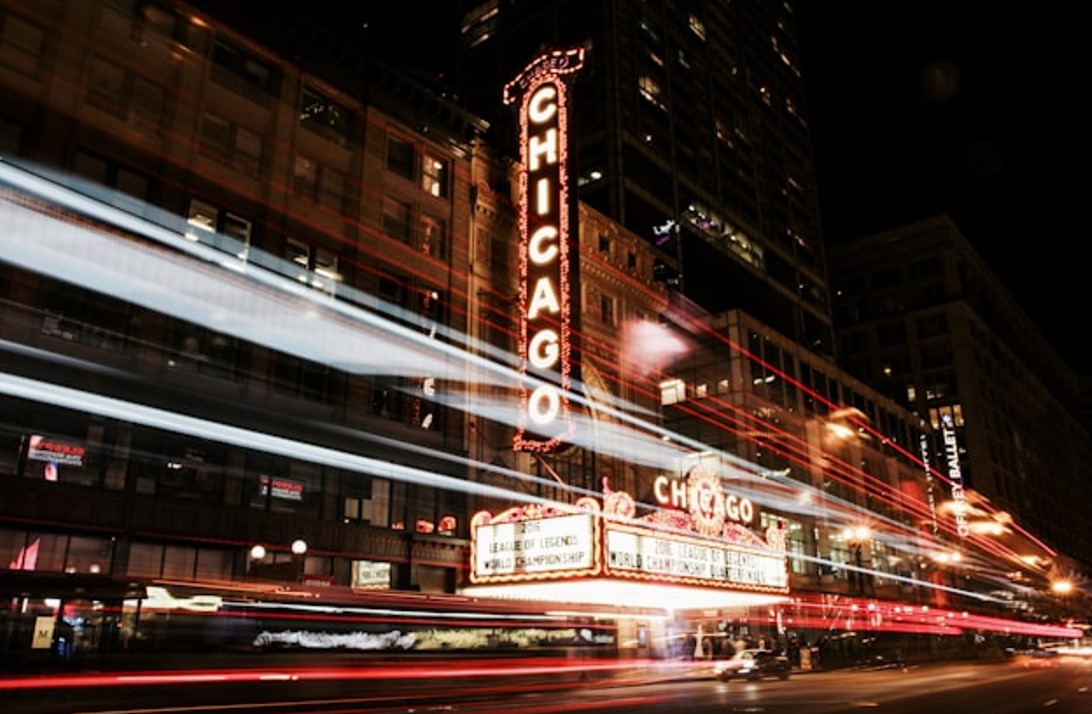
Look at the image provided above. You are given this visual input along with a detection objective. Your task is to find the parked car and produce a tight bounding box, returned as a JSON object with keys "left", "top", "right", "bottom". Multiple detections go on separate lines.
{"left": 713, "top": 648, "right": 792, "bottom": 681}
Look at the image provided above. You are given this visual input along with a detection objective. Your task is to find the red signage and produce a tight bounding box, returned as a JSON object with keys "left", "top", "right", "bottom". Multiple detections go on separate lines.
{"left": 505, "top": 48, "right": 584, "bottom": 453}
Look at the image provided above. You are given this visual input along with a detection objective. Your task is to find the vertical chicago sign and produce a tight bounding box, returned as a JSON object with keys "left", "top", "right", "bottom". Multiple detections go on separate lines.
{"left": 504, "top": 48, "right": 584, "bottom": 452}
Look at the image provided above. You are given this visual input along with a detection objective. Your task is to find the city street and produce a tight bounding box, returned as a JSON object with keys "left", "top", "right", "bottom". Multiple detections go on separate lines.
{"left": 2, "top": 656, "right": 1090, "bottom": 714}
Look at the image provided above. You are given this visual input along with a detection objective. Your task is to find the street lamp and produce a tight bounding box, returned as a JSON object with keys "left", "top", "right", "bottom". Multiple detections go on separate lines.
{"left": 291, "top": 539, "right": 308, "bottom": 581}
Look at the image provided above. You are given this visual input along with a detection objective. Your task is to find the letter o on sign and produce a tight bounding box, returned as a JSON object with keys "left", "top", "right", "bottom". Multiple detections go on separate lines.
{"left": 528, "top": 384, "right": 561, "bottom": 425}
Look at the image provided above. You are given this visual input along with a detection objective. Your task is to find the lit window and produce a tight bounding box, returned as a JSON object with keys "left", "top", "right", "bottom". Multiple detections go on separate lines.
{"left": 421, "top": 153, "right": 449, "bottom": 198}
{"left": 418, "top": 214, "right": 446, "bottom": 258}
{"left": 300, "top": 86, "right": 349, "bottom": 144}
{"left": 185, "top": 198, "right": 251, "bottom": 262}
{"left": 660, "top": 378, "right": 686, "bottom": 406}
{"left": 638, "top": 75, "right": 665, "bottom": 109}
{"left": 688, "top": 15, "right": 706, "bottom": 39}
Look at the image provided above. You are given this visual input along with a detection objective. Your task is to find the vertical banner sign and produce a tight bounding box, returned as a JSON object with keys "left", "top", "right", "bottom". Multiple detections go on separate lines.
{"left": 918, "top": 432, "right": 939, "bottom": 535}
{"left": 939, "top": 413, "right": 970, "bottom": 537}
{"left": 504, "top": 48, "right": 584, "bottom": 452}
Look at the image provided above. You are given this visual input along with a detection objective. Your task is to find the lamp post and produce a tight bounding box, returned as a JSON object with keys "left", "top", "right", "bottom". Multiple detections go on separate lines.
{"left": 1051, "top": 578, "right": 1074, "bottom": 623}
{"left": 291, "top": 539, "right": 308, "bottom": 582}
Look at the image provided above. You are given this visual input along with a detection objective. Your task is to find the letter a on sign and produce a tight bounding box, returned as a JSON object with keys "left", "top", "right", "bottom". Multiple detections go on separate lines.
{"left": 504, "top": 48, "right": 584, "bottom": 453}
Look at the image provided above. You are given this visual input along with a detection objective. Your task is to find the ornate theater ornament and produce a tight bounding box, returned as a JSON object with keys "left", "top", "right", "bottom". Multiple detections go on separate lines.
{"left": 504, "top": 48, "right": 584, "bottom": 453}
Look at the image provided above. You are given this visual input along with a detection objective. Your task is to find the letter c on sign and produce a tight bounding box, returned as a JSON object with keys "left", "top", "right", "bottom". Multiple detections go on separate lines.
{"left": 529, "top": 225, "right": 559, "bottom": 264}
{"left": 529, "top": 86, "right": 558, "bottom": 124}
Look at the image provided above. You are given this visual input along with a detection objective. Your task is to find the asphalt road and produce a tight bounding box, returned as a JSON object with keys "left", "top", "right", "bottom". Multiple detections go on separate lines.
{"left": 2, "top": 655, "right": 1090, "bottom": 713}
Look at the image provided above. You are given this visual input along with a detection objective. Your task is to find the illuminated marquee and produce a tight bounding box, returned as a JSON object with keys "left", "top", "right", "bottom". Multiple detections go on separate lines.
{"left": 504, "top": 48, "right": 585, "bottom": 453}
{"left": 471, "top": 512, "right": 598, "bottom": 582}
{"left": 653, "top": 467, "right": 756, "bottom": 536}
{"left": 604, "top": 524, "right": 788, "bottom": 592}
{"left": 468, "top": 482, "right": 788, "bottom": 595}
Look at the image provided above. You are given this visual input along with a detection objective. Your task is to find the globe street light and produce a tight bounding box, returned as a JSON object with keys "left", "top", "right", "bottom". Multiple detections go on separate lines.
{"left": 291, "top": 539, "right": 308, "bottom": 581}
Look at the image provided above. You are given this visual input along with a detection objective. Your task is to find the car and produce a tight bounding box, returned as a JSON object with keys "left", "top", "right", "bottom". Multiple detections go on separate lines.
{"left": 713, "top": 648, "right": 792, "bottom": 681}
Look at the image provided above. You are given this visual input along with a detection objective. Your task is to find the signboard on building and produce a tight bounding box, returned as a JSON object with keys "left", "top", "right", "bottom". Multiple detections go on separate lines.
{"left": 468, "top": 472, "right": 788, "bottom": 596}
{"left": 604, "top": 525, "right": 788, "bottom": 591}
{"left": 504, "top": 48, "right": 584, "bottom": 453}
{"left": 27, "top": 434, "right": 85, "bottom": 467}
{"left": 472, "top": 512, "right": 597, "bottom": 582}
{"left": 939, "top": 413, "right": 970, "bottom": 537}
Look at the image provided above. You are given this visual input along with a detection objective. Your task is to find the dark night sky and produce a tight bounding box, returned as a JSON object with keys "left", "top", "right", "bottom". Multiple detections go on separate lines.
{"left": 213, "top": 1, "right": 1087, "bottom": 372}
{"left": 795, "top": 2, "right": 1086, "bottom": 372}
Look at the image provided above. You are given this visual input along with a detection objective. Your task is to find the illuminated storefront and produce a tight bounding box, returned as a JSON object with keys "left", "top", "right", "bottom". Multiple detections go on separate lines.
{"left": 464, "top": 467, "right": 789, "bottom": 612}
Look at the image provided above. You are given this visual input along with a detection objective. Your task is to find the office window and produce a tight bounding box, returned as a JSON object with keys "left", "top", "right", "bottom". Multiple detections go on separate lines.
{"left": 418, "top": 213, "right": 446, "bottom": 259}
{"left": 877, "top": 322, "right": 906, "bottom": 347}
{"left": 211, "top": 37, "right": 274, "bottom": 97}
{"left": 87, "top": 56, "right": 165, "bottom": 132}
{"left": 292, "top": 155, "right": 318, "bottom": 198}
{"left": 167, "top": 320, "right": 241, "bottom": 381}
{"left": 319, "top": 165, "right": 345, "bottom": 210}
{"left": 919, "top": 344, "right": 952, "bottom": 370}
{"left": 155, "top": 443, "right": 225, "bottom": 504}
{"left": 928, "top": 403, "right": 965, "bottom": 429}
{"left": 600, "top": 294, "right": 615, "bottom": 325}
{"left": 386, "top": 133, "right": 415, "bottom": 179}
{"left": 382, "top": 195, "right": 412, "bottom": 243}
{"left": 0, "top": 13, "right": 44, "bottom": 76}
{"left": 272, "top": 352, "right": 338, "bottom": 403}
{"left": 660, "top": 378, "right": 686, "bottom": 406}
{"left": 300, "top": 85, "right": 349, "bottom": 144}
{"left": 89, "top": 56, "right": 125, "bottom": 105}
{"left": 341, "top": 472, "right": 375, "bottom": 523}
{"left": 72, "top": 151, "right": 151, "bottom": 216}
{"left": 286, "top": 237, "right": 339, "bottom": 294}
{"left": 688, "top": 15, "right": 706, "bottom": 39}
{"left": 916, "top": 313, "right": 949, "bottom": 338}
{"left": 371, "top": 377, "right": 407, "bottom": 422}
{"left": 421, "top": 153, "right": 449, "bottom": 198}
{"left": 185, "top": 197, "right": 251, "bottom": 262}
{"left": 41, "top": 281, "right": 133, "bottom": 352}
{"left": 233, "top": 126, "right": 262, "bottom": 175}
{"left": 638, "top": 75, "right": 665, "bottom": 110}
{"left": 293, "top": 155, "right": 345, "bottom": 211}
{"left": 199, "top": 112, "right": 263, "bottom": 176}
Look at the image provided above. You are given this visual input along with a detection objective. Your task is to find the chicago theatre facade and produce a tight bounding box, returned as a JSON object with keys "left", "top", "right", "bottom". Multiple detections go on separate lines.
{"left": 0, "top": 0, "right": 1074, "bottom": 663}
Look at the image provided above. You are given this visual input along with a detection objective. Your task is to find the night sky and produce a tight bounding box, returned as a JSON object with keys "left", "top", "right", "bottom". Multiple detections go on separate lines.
{"left": 795, "top": 2, "right": 1086, "bottom": 372}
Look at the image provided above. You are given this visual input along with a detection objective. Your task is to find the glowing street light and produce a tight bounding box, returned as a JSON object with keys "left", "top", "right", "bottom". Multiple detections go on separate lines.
{"left": 1051, "top": 579, "right": 1074, "bottom": 596}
